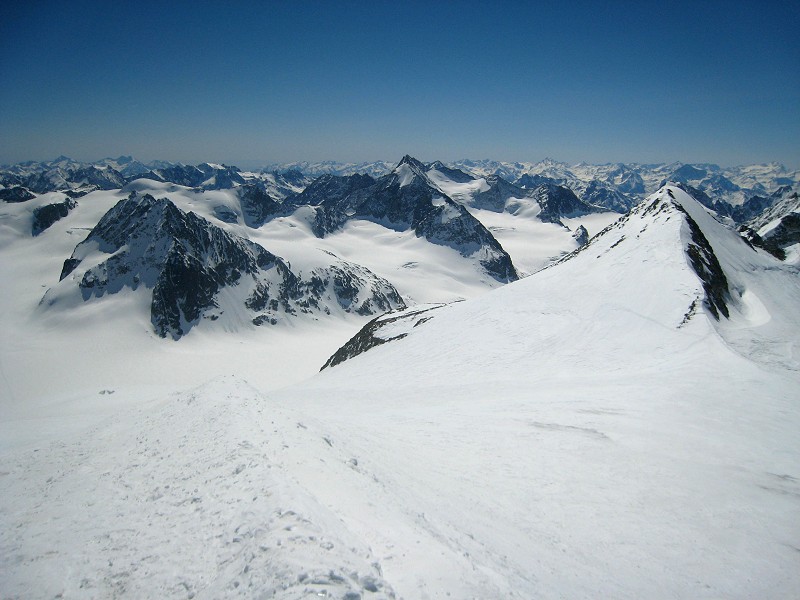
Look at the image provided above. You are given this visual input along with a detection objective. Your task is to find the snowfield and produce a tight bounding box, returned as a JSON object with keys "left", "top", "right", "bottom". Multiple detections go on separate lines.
{"left": 1, "top": 186, "right": 799, "bottom": 598}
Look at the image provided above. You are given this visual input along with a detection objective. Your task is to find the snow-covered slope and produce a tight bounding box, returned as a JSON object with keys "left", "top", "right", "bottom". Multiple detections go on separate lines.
{"left": 0, "top": 377, "right": 400, "bottom": 599}
{"left": 2, "top": 186, "right": 798, "bottom": 598}
{"left": 285, "top": 186, "right": 800, "bottom": 597}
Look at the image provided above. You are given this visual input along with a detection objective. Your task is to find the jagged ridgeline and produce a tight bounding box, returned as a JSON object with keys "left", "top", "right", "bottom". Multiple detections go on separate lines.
{"left": 6, "top": 154, "right": 798, "bottom": 342}
{"left": 288, "top": 155, "right": 519, "bottom": 282}
{"left": 49, "top": 192, "right": 404, "bottom": 339}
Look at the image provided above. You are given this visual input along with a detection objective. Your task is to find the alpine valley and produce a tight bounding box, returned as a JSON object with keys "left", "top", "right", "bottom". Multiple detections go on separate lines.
{"left": 1, "top": 155, "right": 799, "bottom": 599}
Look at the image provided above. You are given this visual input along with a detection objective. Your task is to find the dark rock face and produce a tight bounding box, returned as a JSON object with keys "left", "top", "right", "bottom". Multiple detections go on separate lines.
{"left": 723, "top": 186, "right": 796, "bottom": 224}
{"left": 471, "top": 175, "right": 528, "bottom": 212}
{"left": 141, "top": 165, "right": 207, "bottom": 187}
{"left": 69, "top": 166, "right": 126, "bottom": 190}
{"left": 56, "top": 192, "right": 404, "bottom": 338}
{"left": 276, "top": 169, "right": 308, "bottom": 188}
{"left": 671, "top": 164, "right": 708, "bottom": 181}
{"left": 24, "top": 169, "right": 70, "bottom": 193}
{"left": 237, "top": 184, "right": 281, "bottom": 228}
{"left": 672, "top": 202, "right": 730, "bottom": 320}
{"left": 672, "top": 182, "right": 721, "bottom": 213}
{"left": 745, "top": 189, "right": 799, "bottom": 234}
{"left": 60, "top": 192, "right": 286, "bottom": 338}
{"left": 288, "top": 173, "right": 375, "bottom": 211}
{"left": 308, "top": 263, "right": 405, "bottom": 316}
{"left": 572, "top": 225, "right": 589, "bottom": 247}
{"left": 2, "top": 160, "right": 251, "bottom": 194}
{"left": 516, "top": 173, "right": 562, "bottom": 189}
{"left": 213, "top": 205, "right": 239, "bottom": 223}
{"left": 737, "top": 225, "right": 785, "bottom": 260}
{"left": 321, "top": 305, "right": 441, "bottom": 370}
{"left": 581, "top": 180, "right": 636, "bottom": 213}
{"left": 367, "top": 164, "right": 518, "bottom": 282}
{"left": 663, "top": 166, "right": 739, "bottom": 201}
{"left": 468, "top": 173, "right": 608, "bottom": 222}
{"left": 140, "top": 163, "right": 246, "bottom": 189}
{"left": 197, "top": 163, "right": 246, "bottom": 190}
{"left": 0, "top": 172, "right": 24, "bottom": 188}
{"left": 529, "top": 183, "right": 602, "bottom": 225}
{"left": 288, "top": 158, "right": 518, "bottom": 283}
{"left": 606, "top": 165, "right": 646, "bottom": 195}
{"left": 760, "top": 213, "right": 800, "bottom": 253}
{"left": 730, "top": 194, "right": 774, "bottom": 223}
{"left": 427, "top": 161, "right": 475, "bottom": 183}
{"left": 676, "top": 184, "right": 799, "bottom": 231}
{"left": 668, "top": 180, "right": 773, "bottom": 226}
{"left": 31, "top": 198, "right": 77, "bottom": 235}
{"left": 0, "top": 186, "right": 36, "bottom": 203}
{"left": 19, "top": 166, "right": 124, "bottom": 194}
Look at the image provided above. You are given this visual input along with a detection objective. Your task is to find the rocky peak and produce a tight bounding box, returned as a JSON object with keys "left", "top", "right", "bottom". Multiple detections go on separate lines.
{"left": 572, "top": 225, "right": 589, "bottom": 247}
{"left": 530, "top": 182, "right": 602, "bottom": 225}
{"left": 516, "top": 173, "right": 562, "bottom": 189}
{"left": 395, "top": 154, "right": 428, "bottom": 172}
{"left": 427, "top": 162, "right": 476, "bottom": 183}
{"left": 581, "top": 180, "right": 636, "bottom": 213}
{"left": 391, "top": 155, "right": 430, "bottom": 187}
{"left": 237, "top": 184, "right": 281, "bottom": 227}
{"left": 471, "top": 175, "right": 528, "bottom": 212}
{"left": 290, "top": 173, "right": 375, "bottom": 209}
{"left": 51, "top": 192, "right": 405, "bottom": 339}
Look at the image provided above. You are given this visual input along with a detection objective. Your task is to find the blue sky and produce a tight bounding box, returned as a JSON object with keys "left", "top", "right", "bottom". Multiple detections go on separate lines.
{"left": 1, "top": 1, "right": 798, "bottom": 167}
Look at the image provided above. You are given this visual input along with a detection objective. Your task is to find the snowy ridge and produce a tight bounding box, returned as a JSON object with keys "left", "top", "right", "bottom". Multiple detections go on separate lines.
{"left": 290, "top": 186, "right": 800, "bottom": 596}
{"left": 329, "top": 185, "right": 737, "bottom": 369}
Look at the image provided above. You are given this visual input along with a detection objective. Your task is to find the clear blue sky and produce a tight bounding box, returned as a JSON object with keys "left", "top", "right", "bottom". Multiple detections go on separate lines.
{"left": 1, "top": 0, "right": 798, "bottom": 167}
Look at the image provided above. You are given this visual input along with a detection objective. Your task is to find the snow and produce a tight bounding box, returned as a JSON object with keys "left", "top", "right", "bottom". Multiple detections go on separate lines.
{"left": 420, "top": 164, "right": 621, "bottom": 276}
{"left": 1, "top": 185, "right": 799, "bottom": 598}
{"left": 469, "top": 207, "right": 619, "bottom": 275}
{"left": 784, "top": 242, "right": 800, "bottom": 265}
{"left": 261, "top": 216, "right": 503, "bottom": 304}
{"left": 1, "top": 377, "right": 399, "bottom": 598}
{"left": 425, "top": 168, "right": 489, "bottom": 200}
{"left": 393, "top": 163, "right": 416, "bottom": 187}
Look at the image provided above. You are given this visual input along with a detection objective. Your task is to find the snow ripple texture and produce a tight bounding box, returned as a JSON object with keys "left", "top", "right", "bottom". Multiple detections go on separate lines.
{"left": 0, "top": 378, "right": 396, "bottom": 599}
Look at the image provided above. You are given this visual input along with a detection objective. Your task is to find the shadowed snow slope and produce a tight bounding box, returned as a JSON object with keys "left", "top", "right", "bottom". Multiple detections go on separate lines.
{"left": 1, "top": 187, "right": 798, "bottom": 599}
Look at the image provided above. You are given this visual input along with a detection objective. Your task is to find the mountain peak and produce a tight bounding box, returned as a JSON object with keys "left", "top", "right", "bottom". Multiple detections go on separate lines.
{"left": 390, "top": 155, "right": 431, "bottom": 188}
{"left": 395, "top": 154, "right": 427, "bottom": 171}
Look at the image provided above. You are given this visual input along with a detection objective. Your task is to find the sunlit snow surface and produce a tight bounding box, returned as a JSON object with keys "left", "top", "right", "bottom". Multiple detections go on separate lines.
{"left": 1, "top": 186, "right": 799, "bottom": 598}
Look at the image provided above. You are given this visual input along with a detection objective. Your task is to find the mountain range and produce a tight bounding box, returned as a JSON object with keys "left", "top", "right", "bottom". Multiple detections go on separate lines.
{"left": 1, "top": 154, "right": 625, "bottom": 340}
{"left": 1, "top": 154, "right": 799, "bottom": 598}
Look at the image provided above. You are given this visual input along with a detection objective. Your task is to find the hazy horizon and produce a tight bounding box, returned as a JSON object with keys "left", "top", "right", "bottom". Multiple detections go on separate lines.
{"left": 1, "top": 1, "right": 798, "bottom": 168}
{"left": 4, "top": 154, "right": 799, "bottom": 173}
